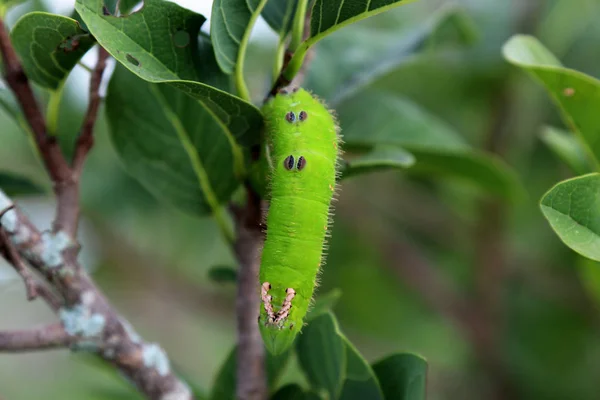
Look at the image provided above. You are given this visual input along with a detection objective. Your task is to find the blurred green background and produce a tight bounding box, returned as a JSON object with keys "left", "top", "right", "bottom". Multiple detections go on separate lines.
{"left": 2, "top": 0, "right": 600, "bottom": 399}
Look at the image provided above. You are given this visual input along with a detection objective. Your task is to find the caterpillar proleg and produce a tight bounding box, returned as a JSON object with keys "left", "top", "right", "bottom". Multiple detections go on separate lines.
{"left": 258, "top": 88, "right": 340, "bottom": 355}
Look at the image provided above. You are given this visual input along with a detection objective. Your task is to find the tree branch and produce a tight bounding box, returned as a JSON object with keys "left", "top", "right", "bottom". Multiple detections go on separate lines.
{"left": 72, "top": 46, "right": 109, "bottom": 174}
{"left": 0, "top": 324, "right": 72, "bottom": 352}
{"left": 232, "top": 185, "right": 267, "bottom": 400}
{"left": 0, "top": 228, "right": 64, "bottom": 310}
{"left": 1, "top": 228, "right": 40, "bottom": 301}
{"left": 0, "top": 193, "right": 192, "bottom": 399}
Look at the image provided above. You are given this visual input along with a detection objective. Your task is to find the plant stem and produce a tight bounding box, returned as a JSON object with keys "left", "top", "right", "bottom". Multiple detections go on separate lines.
{"left": 235, "top": 0, "right": 269, "bottom": 102}
{"left": 288, "top": 0, "right": 309, "bottom": 52}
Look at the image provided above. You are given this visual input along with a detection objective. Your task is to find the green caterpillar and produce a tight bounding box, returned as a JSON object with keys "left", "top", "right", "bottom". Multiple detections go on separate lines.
{"left": 258, "top": 87, "right": 340, "bottom": 355}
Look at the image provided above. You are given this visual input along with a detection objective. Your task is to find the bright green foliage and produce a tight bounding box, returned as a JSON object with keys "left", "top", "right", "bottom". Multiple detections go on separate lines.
{"left": 505, "top": 35, "right": 600, "bottom": 262}
{"left": 309, "top": 0, "right": 416, "bottom": 40}
{"left": 284, "top": 0, "right": 417, "bottom": 80}
{"left": 340, "top": 146, "right": 415, "bottom": 180}
{"left": 10, "top": 12, "right": 95, "bottom": 89}
{"left": 338, "top": 337, "right": 384, "bottom": 400}
{"left": 261, "top": 0, "right": 298, "bottom": 35}
{"left": 540, "top": 126, "right": 595, "bottom": 175}
{"left": 372, "top": 354, "right": 428, "bottom": 400}
{"left": 103, "top": 0, "right": 140, "bottom": 15}
{"left": 305, "top": 5, "right": 477, "bottom": 104}
{"left": 259, "top": 89, "right": 339, "bottom": 355}
{"left": 106, "top": 64, "right": 241, "bottom": 223}
{"left": 338, "top": 91, "right": 522, "bottom": 201}
{"left": 540, "top": 174, "right": 600, "bottom": 262}
{"left": 503, "top": 35, "right": 600, "bottom": 166}
{"left": 296, "top": 313, "right": 346, "bottom": 399}
{"left": 305, "top": 289, "right": 342, "bottom": 321}
{"left": 211, "top": 0, "right": 267, "bottom": 74}
{"left": 75, "top": 0, "right": 263, "bottom": 147}
{"left": 293, "top": 312, "right": 426, "bottom": 400}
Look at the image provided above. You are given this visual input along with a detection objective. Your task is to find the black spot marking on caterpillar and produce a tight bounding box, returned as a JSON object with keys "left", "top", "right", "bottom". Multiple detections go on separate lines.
{"left": 284, "top": 155, "right": 295, "bottom": 170}
{"left": 299, "top": 111, "right": 308, "bottom": 121}
{"left": 279, "top": 88, "right": 289, "bottom": 95}
{"left": 297, "top": 156, "right": 306, "bottom": 171}
{"left": 285, "top": 112, "right": 296, "bottom": 123}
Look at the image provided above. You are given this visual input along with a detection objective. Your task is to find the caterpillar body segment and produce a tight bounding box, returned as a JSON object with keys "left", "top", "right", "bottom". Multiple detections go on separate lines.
{"left": 258, "top": 88, "right": 340, "bottom": 355}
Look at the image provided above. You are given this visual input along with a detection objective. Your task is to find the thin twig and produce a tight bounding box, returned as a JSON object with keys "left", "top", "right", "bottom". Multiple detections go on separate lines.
{"left": 60, "top": 46, "right": 110, "bottom": 237}
{"left": 0, "top": 324, "right": 72, "bottom": 352}
{"left": 72, "top": 46, "right": 109, "bottom": 174}
{"left": 0, "top": 229, "right": 38, "bottom": 300}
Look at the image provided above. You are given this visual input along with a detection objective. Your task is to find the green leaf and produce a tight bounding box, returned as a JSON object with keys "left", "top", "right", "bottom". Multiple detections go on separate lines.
{"left": 210, "top": 345, "right": 291, "bottom": 400}
{"left": 306, "top": 5, "right": 476, "bottom": 103}
{"left": 339, "top": 91, "right": 465, "bottom": 150}
{"left": 339, "top": 91, "right": 522, "bottom": 201}
{"left": 207, "top": 265, "right": 238, "bottom": 284}
{"left": 0, "top": 172, "right": 44, "bottom": 196}
{"left": 262, "top": 0, "right": 299, "bottom": 35}
{"left": 503, "top": 35, "right": 600, "bottom": 167}
{"left": 106, "top": 64, "right": 240, "bottom": 225}
{"left": 271, "top": 384, "right": 323, "bottom": 400}
{"left": 10, "top": 12, "right": 95, "bottom": 90}
{"left": 540, "top": 126, "right": 595, "bottom": 175}
{"left": 339, "top": 337, "right": 384, "bottom": 400}
{"left": 284, "top": 0, "right": 418, "bottom": 80}
{"left": 306, "top": 289, "right": 343, "bottom": 321}
{"left": 75, "top": 0, "right": 263, "bottom": 147}
{"left": 372, "top": 354, "right": 427, "bottom": 400}
{"left": 103, "top": 0, "right": 140, "bottom": 15}
{"left": 340, "top": 146, "right": 415, "bottom": 180}
{"left": 211, "top": 0, "right": 268, "bottom": 74}
{"left": 540, "top": 173, "right": 600, "bottom": 262}
{"left": 309, "top": 0, "right": 416, "bottom": 41}
{"left": 296, "top": 312, "right": 346, "bottom": 399}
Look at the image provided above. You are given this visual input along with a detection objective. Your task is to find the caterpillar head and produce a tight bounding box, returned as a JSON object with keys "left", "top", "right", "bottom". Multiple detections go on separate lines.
{"left": 259, "top": 283, "right": 301, "bottom": 354}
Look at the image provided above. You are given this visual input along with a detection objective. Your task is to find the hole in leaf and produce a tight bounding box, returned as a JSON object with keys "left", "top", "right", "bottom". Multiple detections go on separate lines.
{"left": 126, "top": 54, "right": 140, "bottom": 66}
{"left": 173, "top": 30, "right": 190, "bottom": 48}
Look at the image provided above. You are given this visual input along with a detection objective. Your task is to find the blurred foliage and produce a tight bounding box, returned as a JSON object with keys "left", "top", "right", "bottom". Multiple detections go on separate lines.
{"left": 2, "top": 0, "right": 600, "bottom": 399}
